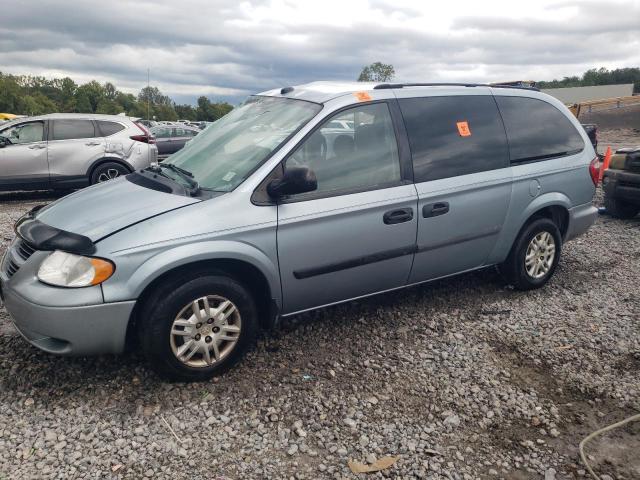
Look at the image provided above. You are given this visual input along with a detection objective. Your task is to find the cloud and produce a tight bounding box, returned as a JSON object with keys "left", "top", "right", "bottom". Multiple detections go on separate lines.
{"left": 0, "top": 0, "right": 637, "bottom": 104}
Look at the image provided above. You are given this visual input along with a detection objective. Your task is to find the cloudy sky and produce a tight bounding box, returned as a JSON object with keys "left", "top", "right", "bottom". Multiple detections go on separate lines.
{"left": 1, "top": 0, "right": 638, "bottom": 104}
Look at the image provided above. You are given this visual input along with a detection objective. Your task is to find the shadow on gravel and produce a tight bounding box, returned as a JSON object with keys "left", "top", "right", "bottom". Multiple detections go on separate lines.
{"left": 0, "top": 190, "right": 67, "bottom": 203}
{"left": 489, "top": 340, "right": 640, "bottom": 480}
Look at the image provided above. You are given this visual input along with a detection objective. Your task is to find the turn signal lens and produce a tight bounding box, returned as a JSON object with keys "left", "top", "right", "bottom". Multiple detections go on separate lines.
{"left": 37, "top": 251, "right": 115, "bottom": 288}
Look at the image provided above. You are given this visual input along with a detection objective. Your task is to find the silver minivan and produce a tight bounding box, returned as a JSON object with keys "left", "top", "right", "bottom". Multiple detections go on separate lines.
{"left": 0, "top": 82, "right": 599, "bottom": 381}
{"left": 0, "top": 113, "right": 158, "bottom": 190}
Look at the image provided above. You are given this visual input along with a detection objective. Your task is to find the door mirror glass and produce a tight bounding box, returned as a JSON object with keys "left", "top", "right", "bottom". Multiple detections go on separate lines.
{"left": 268, "top": 166, "right": 317, "bottom": 198}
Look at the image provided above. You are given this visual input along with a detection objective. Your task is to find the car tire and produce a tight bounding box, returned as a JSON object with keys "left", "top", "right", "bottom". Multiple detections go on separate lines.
{"left": 499, "top": 217, "right": 562, "bottom": 291}
{"left": 137, "top": 273, "right": 258, "bottom": 382}
{"left": 90, "top": 162, "right": 130, "bottom": 184}
{"left": 603, "top": 196, "right": 639, "bottom": 219}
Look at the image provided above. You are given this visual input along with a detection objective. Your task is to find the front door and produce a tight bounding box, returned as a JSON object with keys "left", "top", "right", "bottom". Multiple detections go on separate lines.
{"left": 276, "top": 101, "right": 418, "bottom": 314}
{"left": 395, "top": 93, "right": 513, "bottom": 282}
{"left": 0, "top": 120, "right": 49, "bottom": 190}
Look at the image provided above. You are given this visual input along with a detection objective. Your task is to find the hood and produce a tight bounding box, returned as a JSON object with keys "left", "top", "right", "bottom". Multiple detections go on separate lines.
{"left": 35, "top": 177, "right": 201, "bottom": 241}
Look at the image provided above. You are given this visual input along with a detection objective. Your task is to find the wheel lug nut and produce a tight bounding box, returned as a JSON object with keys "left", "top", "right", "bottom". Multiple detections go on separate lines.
{"left": 205, "top": 336, "right": 212, "bottom": 343}
{"left": 213, "top": 326, "right": 220, "bottom": 333}
{"left": 207, "top": 318, "right": 213, "bottom": 324}
{"left": 196, "top": 322, "right": 202, "bottom": 328}
{"left": 195, "top": 334, "right": 201, "bottom": 340}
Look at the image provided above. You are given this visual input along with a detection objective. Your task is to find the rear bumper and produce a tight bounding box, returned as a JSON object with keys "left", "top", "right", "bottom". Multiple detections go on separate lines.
{"left": 565, "top": 202, "right": 598, "bottom": 242}
{"left": 603, "top": 170, "right": 640, "bottom": 205}
{"left": 1, "top": 279, "right": 134, "bottom": 356}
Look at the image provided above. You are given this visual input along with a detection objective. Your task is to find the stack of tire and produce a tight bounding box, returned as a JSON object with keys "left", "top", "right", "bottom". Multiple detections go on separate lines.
{"left": 603, "top": 147, "right": 640, "bottom": 219}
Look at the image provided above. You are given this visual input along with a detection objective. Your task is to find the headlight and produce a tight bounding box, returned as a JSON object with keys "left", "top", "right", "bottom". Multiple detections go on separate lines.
{"left": 37, "top": 251, "right": 114, "bottom": 287}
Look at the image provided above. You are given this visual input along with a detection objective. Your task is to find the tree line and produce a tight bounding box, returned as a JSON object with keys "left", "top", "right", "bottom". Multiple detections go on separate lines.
{"left": 0, "top": 72, "right": 233, "bottom": 121}
{"left": 537, "top": 67, "right": 640, "bottom": 94}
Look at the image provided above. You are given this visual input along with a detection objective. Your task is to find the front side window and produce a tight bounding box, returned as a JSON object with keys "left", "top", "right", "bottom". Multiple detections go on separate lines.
{"left": 399, "top": 95, "right": 509, "bottom": 182}
{"left": 495, "top": 96, "right": 584, "bottom": 163}
{"left": 165, "top": 96, "right": 321, "bottom": 191}
{"left": 284, "top": 102, "right": 401, "bottom": 196}
{"left": 0, "top": 121, "right": 45, "bottom": 145}
{"left": 51, "top": 119, "right": 96, "bottom": 141}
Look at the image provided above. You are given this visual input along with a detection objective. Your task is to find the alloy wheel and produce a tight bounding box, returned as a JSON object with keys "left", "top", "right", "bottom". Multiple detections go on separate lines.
{"left": 169, "top": 295, "right": 242, "bottom": 368}
{"left": 97, "top": 168, "right": 122, "bottom": 182}
{"left": 524, "top": 231, "right": 556, "bottom": 279}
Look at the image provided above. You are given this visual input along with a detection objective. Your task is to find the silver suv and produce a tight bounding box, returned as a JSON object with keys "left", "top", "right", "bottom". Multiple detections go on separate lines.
{"left": 0, "top": 82, "right": 598, "bottom": 381}
{"left": 0, "top": 113, "right": 158, "bottom": 191}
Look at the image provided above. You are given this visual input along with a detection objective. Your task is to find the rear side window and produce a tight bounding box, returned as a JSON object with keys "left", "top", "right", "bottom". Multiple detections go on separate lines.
{"left": 399, "top": 96, "right": 509, "bottom": 182}
{"left": 495, "top": 96, "right": 584, "bottom": 163}
{"left": 51, "top": 119, "right": 96, "bottom": 141}
{"left": 96, "top": 120, "right": 125, "bottom": 136}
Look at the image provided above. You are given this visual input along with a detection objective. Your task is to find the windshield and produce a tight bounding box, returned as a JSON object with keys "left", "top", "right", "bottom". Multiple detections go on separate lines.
{"left": 163, "top": 96, "right": 321, "bottom": 191}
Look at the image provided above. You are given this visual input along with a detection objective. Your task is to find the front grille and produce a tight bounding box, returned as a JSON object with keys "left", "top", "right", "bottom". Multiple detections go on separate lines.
{"left": 16, "top": 240, "right": 36, "bottom": 261}
{"left": 6, "top": 259, "right": 19, "bottom": 278}
{"left": 3, "top": 239, "right": 38, "bottom": 278}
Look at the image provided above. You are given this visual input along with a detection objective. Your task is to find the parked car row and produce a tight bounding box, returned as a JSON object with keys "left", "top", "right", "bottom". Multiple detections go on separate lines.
{"left": 0, "top": 113, "right": 157, "bottom": 191}
{"left": 150, "top": 124, "right": 200, "bottom": 159}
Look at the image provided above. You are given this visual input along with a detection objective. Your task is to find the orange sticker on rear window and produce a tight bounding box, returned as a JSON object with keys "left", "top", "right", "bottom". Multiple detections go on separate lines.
{"left": 457, "top": 121, "right": 471, "bottom": 137}
{"left": 354, "top": 91, "right": 372, "bottom": 102}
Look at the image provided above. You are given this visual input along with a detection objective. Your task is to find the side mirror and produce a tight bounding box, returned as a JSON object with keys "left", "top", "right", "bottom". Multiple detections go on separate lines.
{"left": 267, "top": 166, "right": 317, "bottom": 198}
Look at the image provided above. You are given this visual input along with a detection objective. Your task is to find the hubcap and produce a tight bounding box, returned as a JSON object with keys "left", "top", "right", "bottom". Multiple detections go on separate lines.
{"left": 169, "top": 295, "right": 242, "bottom": 368}
{"left": 525, "top": 231, "right": 556, "bottom": 279}
{"left": 97, "top": 168, "right": 121, "bottom": 183}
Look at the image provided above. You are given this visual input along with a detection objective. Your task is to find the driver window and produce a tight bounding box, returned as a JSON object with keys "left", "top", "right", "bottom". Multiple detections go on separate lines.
{"left": 1, "top": 122, "right": 44, "bottom": 145}
{"left": 285, "top": 102, "right": 401, "bottom": 196}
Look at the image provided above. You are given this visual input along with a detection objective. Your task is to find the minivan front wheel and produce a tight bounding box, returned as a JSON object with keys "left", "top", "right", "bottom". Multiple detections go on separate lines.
{"left": 138, "top": 274, "right": 258, "bottom": 381}
{"left": 499, "top": 217, "right": 562, "bottom": 290}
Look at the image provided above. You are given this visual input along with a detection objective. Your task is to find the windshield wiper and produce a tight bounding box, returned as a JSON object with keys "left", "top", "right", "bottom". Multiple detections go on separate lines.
{"left": 147, "top": 164, "right": 200, "bottom": 195}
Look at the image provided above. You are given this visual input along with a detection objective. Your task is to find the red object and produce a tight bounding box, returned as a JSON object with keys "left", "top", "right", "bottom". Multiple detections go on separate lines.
{"left": 131, "top": 121, "right": 156, "bottom": 144}
{"left": 598, "top": 146, "right": 612, "bottom": 183}
{"left": 589, "top": 156, "right": 600, "bottom": 186}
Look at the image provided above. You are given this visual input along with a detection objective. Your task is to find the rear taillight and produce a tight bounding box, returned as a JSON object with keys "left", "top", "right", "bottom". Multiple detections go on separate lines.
{"left": 589, "top": 156, "right": 600, "bottom": 185}
{"left": 131, "top": 122, "right": 156, "bottom": 144}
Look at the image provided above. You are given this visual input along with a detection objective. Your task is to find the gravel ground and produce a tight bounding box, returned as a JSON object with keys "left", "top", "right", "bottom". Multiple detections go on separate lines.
{"left": 0, "top": 130, "right": 638, "bottom": 480}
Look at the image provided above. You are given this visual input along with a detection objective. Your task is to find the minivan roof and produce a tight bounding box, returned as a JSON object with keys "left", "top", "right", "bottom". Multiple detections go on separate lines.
{"left": 258, "top": 81, "right": 539, "bottom": 104}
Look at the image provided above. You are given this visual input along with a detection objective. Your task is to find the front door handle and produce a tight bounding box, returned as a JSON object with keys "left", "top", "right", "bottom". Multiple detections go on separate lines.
{"left": 423, "top": 202, "right": 450, "bottom": 218}
{"left": 28, "top": 144, "right": 46, "bottom": 150}
{"left": 85, "top": 141, "right": 102, "bottom": 146}
{"left": 383, "top": 208, "right": 414, "bottom": 225}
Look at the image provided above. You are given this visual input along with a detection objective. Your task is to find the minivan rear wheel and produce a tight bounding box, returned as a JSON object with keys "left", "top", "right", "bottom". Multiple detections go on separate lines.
{"left": 91, "top": 162, "right": 130, "bottom": 184}
{"left": 138, "top": 274, "right": 258, "bottom": 381}
{"left": 499, "top": 217, "right": 562, "bottom": 290}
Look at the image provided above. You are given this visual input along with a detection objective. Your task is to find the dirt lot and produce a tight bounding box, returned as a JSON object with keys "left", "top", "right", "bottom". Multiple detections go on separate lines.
{"left": 0, "top": 130, "right": 638, "bottom": 479}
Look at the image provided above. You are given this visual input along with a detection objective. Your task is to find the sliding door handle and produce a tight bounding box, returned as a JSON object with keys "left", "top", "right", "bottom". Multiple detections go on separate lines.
{"left": 423, "top": 202, "right": 449, "bottom": 218}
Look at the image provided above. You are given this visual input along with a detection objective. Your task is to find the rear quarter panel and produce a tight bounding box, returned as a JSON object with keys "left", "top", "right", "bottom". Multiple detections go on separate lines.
{"left": 487, "top": 90, "right": 596, "bottom": 264}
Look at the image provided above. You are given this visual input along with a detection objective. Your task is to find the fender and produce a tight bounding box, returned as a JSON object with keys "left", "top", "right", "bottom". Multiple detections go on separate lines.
{"left": 102, "top": 240, "right": 282, "bottom": 308}
{"left": 517, "top": 192, "right": 572, "bottom": 231}
{"left": 488, "top": 192, "right": 572, "bottom": 264}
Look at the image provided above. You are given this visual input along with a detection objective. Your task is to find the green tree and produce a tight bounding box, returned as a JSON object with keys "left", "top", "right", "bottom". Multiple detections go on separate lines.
{"left": 357, "top": 62, "right": 395, "bottom": 82}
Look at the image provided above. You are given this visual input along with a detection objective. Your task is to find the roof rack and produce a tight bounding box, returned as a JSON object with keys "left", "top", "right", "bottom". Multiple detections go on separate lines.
{"left": 373, "top": 82, "right": 540, "bottom": 92}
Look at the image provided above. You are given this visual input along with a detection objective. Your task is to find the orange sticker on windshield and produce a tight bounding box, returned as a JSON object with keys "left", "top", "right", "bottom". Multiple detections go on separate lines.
{"left": 457, "top": 121, "right": 471, "bottom": 137}
{"left": 354, "top": 91, "right": 372, "bottom": 102}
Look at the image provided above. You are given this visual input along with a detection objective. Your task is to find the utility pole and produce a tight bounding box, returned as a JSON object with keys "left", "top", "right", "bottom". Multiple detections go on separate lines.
{"left": 146, "top": 68, "right": 150, "bottom": 120}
